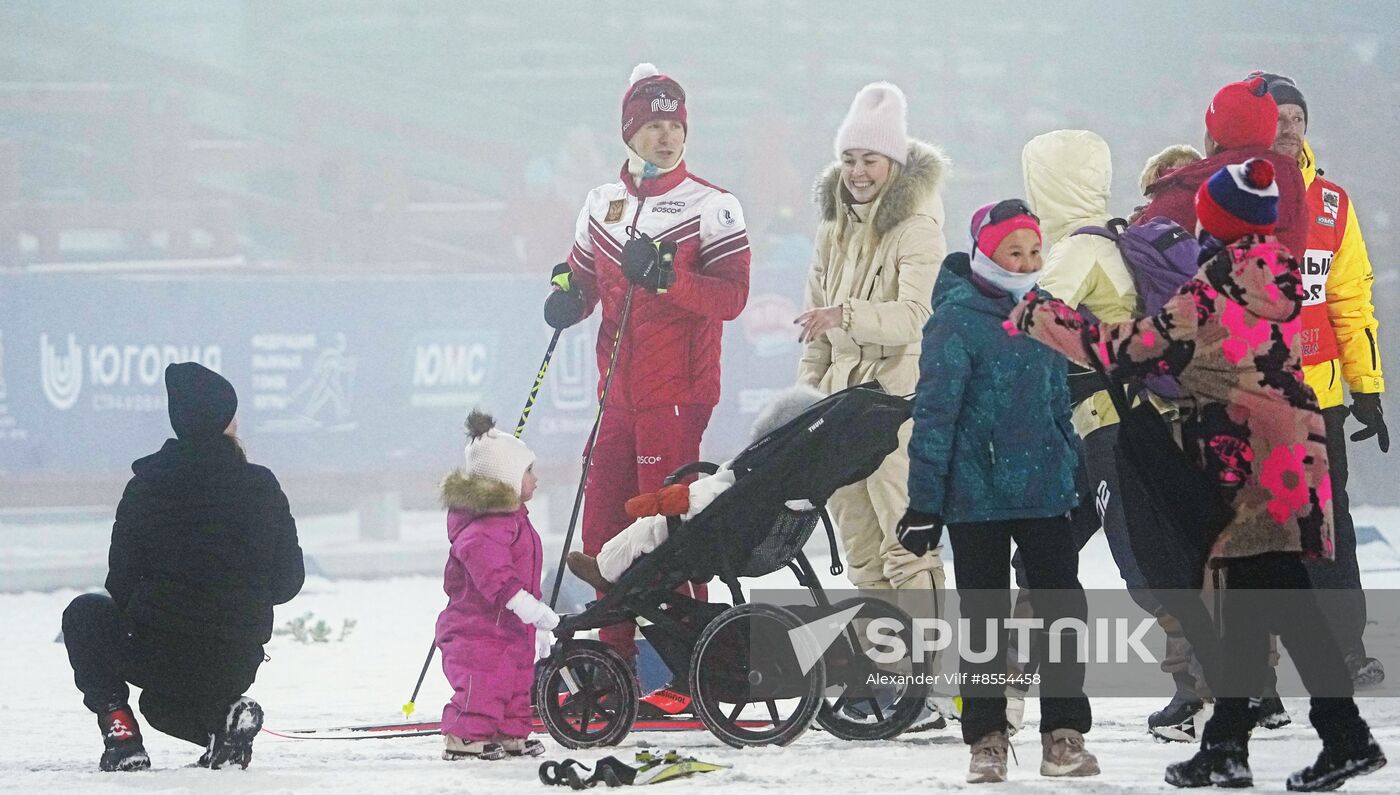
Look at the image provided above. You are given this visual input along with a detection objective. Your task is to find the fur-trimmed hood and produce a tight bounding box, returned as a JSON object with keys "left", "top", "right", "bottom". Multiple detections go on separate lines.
{"left": 440, "top": 469, "right": 521, "bottom": 515}
{"left": 816, "top": 138, "right": 949, "bottom": 238}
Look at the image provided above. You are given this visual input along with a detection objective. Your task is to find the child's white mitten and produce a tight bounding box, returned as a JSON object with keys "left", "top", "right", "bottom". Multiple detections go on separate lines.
{"left": 507, "top": 590, "right": 560, "bottom": 630}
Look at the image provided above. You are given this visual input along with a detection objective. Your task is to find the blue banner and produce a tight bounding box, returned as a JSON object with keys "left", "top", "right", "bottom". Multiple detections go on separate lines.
{"left": 0, "top": 251, "right": 811, "bottom": 478}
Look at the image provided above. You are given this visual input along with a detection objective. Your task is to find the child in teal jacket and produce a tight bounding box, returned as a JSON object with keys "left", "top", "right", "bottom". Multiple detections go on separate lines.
{"left": 899, "top": 201, "right": 1096, "bottom": 783}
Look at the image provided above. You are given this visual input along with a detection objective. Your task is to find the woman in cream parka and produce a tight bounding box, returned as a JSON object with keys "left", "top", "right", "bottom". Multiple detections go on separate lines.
{"left": 796, "top": 82, "right": 949, "bottom": 592}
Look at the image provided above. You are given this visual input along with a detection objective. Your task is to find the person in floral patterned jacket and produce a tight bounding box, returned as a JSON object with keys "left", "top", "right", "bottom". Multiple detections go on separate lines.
{"left": 1008, "top": 158, "right": 1385, "bottom": 792}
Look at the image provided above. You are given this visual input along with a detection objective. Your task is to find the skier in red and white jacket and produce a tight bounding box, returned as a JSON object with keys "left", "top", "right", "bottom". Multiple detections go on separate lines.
{"left": 543, "top": 63, "right": 750, "bottom": 680}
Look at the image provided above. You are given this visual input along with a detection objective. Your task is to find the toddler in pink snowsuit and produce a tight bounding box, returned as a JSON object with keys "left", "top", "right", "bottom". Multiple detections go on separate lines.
{"left": 435, "top": 410, "right": 557, "bottom": 761}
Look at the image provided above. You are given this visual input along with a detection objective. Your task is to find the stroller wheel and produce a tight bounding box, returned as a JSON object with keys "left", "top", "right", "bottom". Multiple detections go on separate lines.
{"left": 688, "top": 603, "right": 824, "bottom": 748}
{"left": 533, "top": 639, "right": 639, "bottom": 749}
{"left": 814, "top": 597, "right": 931, "bottom": 741}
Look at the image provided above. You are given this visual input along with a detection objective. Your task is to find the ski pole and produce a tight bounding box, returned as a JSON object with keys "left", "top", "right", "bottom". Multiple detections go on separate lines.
{"left": 402, "top": 328, "right": 566, "bottom": 717}
{"left": 548, "top": 286, "right": 635, "bottom": 608}
{"left": 401, "top": 637, "right": 438, "bottom": 718}
{"left": 516, "top": 328, "right": 563, "bottom": 437}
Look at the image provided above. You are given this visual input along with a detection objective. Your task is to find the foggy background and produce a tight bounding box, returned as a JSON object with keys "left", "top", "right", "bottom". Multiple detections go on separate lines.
{"left": 2, "top": 0, "right": 1398, "bottom": 589}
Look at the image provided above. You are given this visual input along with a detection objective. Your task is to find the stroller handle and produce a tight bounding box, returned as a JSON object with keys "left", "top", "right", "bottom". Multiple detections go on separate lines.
{"left": 662, "top": 460, "right": 720, "bottom": 486}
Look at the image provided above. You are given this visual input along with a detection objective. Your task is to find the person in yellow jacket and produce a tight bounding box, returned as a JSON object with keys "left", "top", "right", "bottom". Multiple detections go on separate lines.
{"left": 795, "top": 82, "right": 950, "bottom": 597}
{"left": 1254, "top": 72, "right": 1388, "bottom": 687}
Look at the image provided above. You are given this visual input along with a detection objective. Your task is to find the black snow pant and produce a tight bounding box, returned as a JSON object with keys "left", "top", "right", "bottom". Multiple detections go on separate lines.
{"left": 1304, "top": 405, "right": 1369, "bottom": 659}
{"left": 63, "top": 592, "right": 264, "bottom": 746}
{"left": 1202, "top": 552, "right": 1367, "bottom": 747}
{"left": 1011, "top": 424, "right": 1164, "bottom": 682}
{"left": 950, "top": 516, "right": 1092, "bottom": 744}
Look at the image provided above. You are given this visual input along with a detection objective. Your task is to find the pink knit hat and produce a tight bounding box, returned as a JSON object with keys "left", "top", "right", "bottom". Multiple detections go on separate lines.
{"left": 971, "top": 200, "right": 1042, "bottom": 258}
{"left": 834, "top": 82, "right": 909, "bottom": 165}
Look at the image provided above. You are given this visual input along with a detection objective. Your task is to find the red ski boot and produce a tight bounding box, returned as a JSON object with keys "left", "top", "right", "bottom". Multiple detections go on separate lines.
{"left": 639, "top": 686, "right": 693, "bottom": 719}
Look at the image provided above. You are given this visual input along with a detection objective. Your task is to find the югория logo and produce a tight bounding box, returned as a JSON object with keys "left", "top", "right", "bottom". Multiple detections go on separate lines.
{"left": 40, "top": 333, "right": 83, "bottom": 410}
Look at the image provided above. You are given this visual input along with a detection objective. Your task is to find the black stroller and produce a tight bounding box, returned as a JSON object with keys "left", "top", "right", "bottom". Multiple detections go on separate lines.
{"left": 534, "top": 384, "right": 935, "bottom": 749}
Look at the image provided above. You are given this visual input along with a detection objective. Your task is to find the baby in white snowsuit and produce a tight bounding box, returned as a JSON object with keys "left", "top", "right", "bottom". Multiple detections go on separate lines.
{"left": 567, "top": 385, "right": 823, "bottom": 590}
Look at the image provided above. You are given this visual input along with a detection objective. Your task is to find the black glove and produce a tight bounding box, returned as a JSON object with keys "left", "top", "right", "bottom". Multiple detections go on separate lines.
{"left": 543, "top": 263, "right": 585, "bottom": 330}
{"left": 896, "top": 509, "right": 943, "bottom": 557}
{"left": 619, "top": 232, "right": 677, "bottom": 293}
{"left": 1349, "top": 392, "right": 1390, "bottom": 453}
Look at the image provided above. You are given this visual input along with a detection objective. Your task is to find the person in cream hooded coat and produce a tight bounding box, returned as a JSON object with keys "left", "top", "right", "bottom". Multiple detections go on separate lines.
{"left": 1022, "top": 130, "right": 1212, "bottom": 729}
{"left": 796, "top": 82, "right": 949, "bottom": 591}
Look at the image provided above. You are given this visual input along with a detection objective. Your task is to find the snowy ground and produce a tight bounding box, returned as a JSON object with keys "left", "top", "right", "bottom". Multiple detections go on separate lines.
{"left": 5, "top": 507, "right": 1400, "bottom": 793}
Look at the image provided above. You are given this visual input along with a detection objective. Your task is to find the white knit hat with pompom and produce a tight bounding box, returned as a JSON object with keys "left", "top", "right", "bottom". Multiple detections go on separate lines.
{"left": 464, "top": 410, "right": 536, "bottom": 489}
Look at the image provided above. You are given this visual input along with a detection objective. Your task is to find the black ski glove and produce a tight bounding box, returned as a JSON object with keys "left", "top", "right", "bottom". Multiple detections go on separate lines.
{"left": 1349, "top": 392, "right": 1390, "bottom": 453}
{"left": 896, "top": 509, "right": 943, "bottom": 557}
{"left": 620, "top": 232, "right": 677, "bottom": 293}
{"left": 543, "top": 263, "right": 585, "bottom": 330}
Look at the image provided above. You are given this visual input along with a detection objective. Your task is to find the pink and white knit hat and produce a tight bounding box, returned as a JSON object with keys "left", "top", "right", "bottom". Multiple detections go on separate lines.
{"left": 834, "top": 82, "right": 909, "bottom": 165}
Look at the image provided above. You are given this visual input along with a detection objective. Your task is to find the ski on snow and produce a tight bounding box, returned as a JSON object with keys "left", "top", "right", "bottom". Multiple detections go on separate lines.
{"left": 264, "top": 715, "right": 767, "bottom": 740}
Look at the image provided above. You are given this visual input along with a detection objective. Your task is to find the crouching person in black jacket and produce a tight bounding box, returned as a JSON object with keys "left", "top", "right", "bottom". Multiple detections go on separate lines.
{"left": 62, "top": 362, "right": 304, "bottom": 772}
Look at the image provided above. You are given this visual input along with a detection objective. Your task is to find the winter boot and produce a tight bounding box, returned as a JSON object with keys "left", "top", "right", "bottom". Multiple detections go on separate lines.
{"left": 1256, "top": 696, "right": 1291, "bottom": 730}
{"left": 1346, "top": 654, "right": 1386, "bottom": 689}
{"left": 967, "top": 730, "right": 1009, "bottom": 784}
{"left": 1164, "top": 739, "right": 1252, "bottom": 788}
{"left": 566, "top": 551, "right": 611, "bottom": 593}
{"left": 1040, "top": 728, "right": 1100, "bottom": 777}
{"left": 1150, "top": 694, "right": 1206, "bottom": 743}
{"left": 502, "top": 737, "right": 546, "bottom": 757}
{"left": 443, "top": 734, "right": 507, "bottom": 761}
{"left": 98, "top": 706, "right": 151, "bottom": 772}
{"left": 1286, "top": 732, "right": 1387, "bottom": 791}
{"left": 198, "top": 696, "right": 263, "bottom": 770}
{"left": 907, "top": 697, "right": 948, "bottom": 732}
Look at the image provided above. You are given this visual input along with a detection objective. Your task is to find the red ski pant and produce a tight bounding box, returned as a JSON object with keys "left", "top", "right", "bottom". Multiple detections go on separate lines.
{"left": 582, "top": 403, "right": 712, "bottom": 659}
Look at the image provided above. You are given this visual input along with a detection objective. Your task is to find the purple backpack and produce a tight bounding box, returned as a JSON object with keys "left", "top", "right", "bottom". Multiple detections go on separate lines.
{"left": 1073, "top": 216, "right": 1200, "bottom": 398}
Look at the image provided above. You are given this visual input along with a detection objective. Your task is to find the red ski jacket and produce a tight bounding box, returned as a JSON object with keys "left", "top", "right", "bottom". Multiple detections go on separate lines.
{"left": 565, "top": 162, "right": 750, "bottom": 410}
{"left": 1138, "top": 146, "right": 1307, "bottom": 258}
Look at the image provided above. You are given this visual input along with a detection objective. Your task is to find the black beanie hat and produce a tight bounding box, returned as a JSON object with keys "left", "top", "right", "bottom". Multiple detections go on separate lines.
{"left": 1249, "top": 71, "right": 1307, "bottom": 126}
{"left": 165, "top": 362, "right": 238, "bottom": 440}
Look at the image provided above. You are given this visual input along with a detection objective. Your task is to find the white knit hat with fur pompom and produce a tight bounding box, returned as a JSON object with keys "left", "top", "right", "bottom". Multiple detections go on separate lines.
{"left": 464, "top": 410, "right": 536, "bottom": 489}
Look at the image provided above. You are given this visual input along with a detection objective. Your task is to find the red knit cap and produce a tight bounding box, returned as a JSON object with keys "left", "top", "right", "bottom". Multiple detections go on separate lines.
{"left": 621, "top": 63, "right": 687, "bottom": 144}
{"left": 1205, "top": 77, "right": 1278, "bottom": 150}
